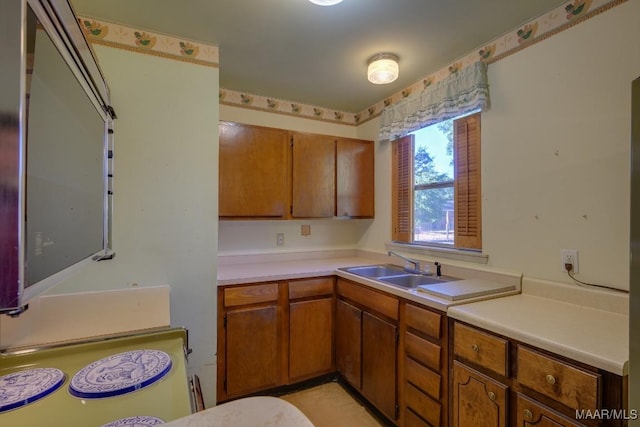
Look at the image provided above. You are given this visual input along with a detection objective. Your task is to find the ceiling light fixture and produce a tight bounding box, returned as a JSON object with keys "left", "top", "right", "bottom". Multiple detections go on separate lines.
{"left": 308, "top": 0, "right": 343, "bottom": 5}
{"left": 367, "top": 53, "right": 399, "bottom": 85}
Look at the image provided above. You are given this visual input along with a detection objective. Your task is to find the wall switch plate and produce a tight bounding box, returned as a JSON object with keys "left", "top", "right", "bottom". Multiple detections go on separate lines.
{"left": 276, "top": 233, "right": 284, "bottom": 246}
{"left": 561, "top": 249, "right": 579, "bottom": 273}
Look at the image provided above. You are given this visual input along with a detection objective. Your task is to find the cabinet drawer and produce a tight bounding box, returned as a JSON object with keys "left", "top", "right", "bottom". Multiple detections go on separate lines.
{"left": 405, "top": 356, "right": 441, "bottom": 400}
{"left": 288, "top": 277, "right": 334, "bottom": 300}
{"left": 516, "top": 393, "right": 585, "bottom": 426}
{"left": 224, "top": 283, "right": 279, "bottom": 307}
{"left": 517, "top": 345, "right": 600, "bottom": 411}
{"left": 405, "top": 303, "right": 441, "bottom": 340}
{"left": 405, "top": 332, "right": 441, "bottom": 372}
{"left": 405, "top": 382, "right": 441, "bottom": 427}
{"left": 337, "top": 279, "right": 398, "bottom": 320}
{"left": 404, "top": 408, "right": 431, "bottom": 427}
{"left": 454, "top": 322, "right": 508, "bottom": 377}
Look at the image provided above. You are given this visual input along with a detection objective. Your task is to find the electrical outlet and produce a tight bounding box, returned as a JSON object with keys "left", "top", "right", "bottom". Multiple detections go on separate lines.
{"left": 276, "top": 233, "right": 285, "bottom": 246}
{"left": 561, "top": 249, "right": 579, "bottom": 273}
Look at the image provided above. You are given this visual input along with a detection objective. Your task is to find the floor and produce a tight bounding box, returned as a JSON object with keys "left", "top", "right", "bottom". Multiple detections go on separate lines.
{"left": 280, "top": 382, "right": 384, "bottom": 427}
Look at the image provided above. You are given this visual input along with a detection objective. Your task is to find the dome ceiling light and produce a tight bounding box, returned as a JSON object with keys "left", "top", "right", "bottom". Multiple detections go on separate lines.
{"left": 367, "top": 53, "right": 400, "bottom": 85}
{"left": 308, "top": 0, "right": 344, "bottom": 5}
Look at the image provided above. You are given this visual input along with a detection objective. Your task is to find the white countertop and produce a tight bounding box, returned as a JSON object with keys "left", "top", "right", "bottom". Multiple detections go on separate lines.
{"left": 162, "top": 396, "right": 314, "bottom": 427}
{"left": 448, "top": 279, "right": 629, "bottom": 375}
{"left": 217, "top": 251, "right": 521, "bottom": 312}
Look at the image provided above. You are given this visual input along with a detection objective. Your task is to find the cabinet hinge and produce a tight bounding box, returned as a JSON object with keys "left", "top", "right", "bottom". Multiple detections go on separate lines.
{"left": 396, "top": 331, "right": 400, "bottom": 344}
{"left": 395, "top": 404, "right": 400, "bottom": 419}
{"left": 223, "top": 378, "right": 227, "bottom": 392}
{"left": 223, "top": 315, "right": 227, "bottom": 328}
{"left": 290, "top": 205, "right": 293, "bottom": 215}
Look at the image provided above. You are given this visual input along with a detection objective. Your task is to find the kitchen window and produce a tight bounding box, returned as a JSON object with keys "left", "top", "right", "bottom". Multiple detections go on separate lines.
{"left": 392, "top": 112, "right": 481, "bottom": 250}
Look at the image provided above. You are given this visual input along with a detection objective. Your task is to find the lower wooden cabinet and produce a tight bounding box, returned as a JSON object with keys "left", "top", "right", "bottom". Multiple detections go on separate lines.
{"left": 336, "top": 298, "right": 362, "bottom": 387}
{"left": 219, "top": 283, "right": 281, "bottom": 400}
{"left": 451, "top": 320, "right": 626, "bottom": 427}
{"left": 217, "top": 277, "right": 334, "bottom": 402}
{"left": 289, "top": 296, "right": 334, "bottom": 382}
{"left": 225, "top": 305, "right": 280, "bottom": 398}
{"left": 218, "top": 278, "right": 626, "bottom": 427}
{"left": 362, "top": 311, "right": 398, "bottom": 421}
{"left": 452, "top": 360, "right": 508, "bottom": 427}
{"left": 336, "top": 278, "right": 399, "bottom": 422}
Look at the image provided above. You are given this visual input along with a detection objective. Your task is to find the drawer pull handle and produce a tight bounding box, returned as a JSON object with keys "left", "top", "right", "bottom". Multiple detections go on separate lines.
{"left": 524, "top": 409, "right": 533, "bottom": 420}
{"left": 545, "top": 374, "right": 556, "bottom": 385}
{"left": 472, "top": 344, "right": 479, "bottom": 353}
{"left": 488, "top": 391, "right": 496, "bottom": 401}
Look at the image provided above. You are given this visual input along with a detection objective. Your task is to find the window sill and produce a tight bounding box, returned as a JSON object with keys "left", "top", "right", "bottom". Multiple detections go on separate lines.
{"left": 385, "top": 242, "right": 489, "bottom": 264}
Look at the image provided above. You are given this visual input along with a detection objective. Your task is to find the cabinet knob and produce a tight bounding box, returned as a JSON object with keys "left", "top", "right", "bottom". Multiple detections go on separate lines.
{"left": 488, "top": 391, "right": 496, "bottom": 401}
{"left": 523, "top": 409, "right": 533, "bottom": 420}
{"left": 472, "top": 344, "right": 479, "bottom": 353}
{"left": 545, "top": 374, "right": 556, "bottom": 385}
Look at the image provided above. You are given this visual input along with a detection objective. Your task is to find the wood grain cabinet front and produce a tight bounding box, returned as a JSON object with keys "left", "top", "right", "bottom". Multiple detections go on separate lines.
{"left": 517, "top": 345, "right": 600, "bottom": 413}
{"left": 218, "top": 277, "right": 334, "bottom": 402}
{"left": 516, "top": 393, "right": 586, "bottom": 427}
{"left": 451, "top": 321, "right": 624, "bottom": 427}
{"left": 219, "top": 121, "right": 374, "bottom": 219}
{"left": 401, "top": 302, "right": 447, "bottom": 427}
{"left": 218, "top": 282, "right": 282, "bottom": 401}
{"left": 454, "top": 321, "right": 509, "bottom": 378}
{"left": 336, "top": 137, "right": 375, "bottom": 218}
{"left": 218, "top": 122, "right": 289, "bottom": 218}
{"left": 452, "top": 360, "right": 508, "bottom": 427}
{"left": 289, "top": 278, "right": 335, "bottom": 383}
{"left": 291, "top": 132, "right": 336, "bottom": 218}
{"left": 336, "top": 278, "right": 399, "bottom": 423}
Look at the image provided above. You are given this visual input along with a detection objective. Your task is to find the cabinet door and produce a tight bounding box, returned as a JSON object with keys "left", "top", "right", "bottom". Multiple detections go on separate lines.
{"left": 516, "top": 394, "right": 585, "bottom": 427}
{"left": 291, "top": 132, "right": 335, "bottom": 217}
{"left": 336, "top": 298, "right": 362, "bottom": 389}
{"left": 289, "top": 297, "right": 334, "bottom": 382}
{"left": 219, "top": 122, "right": 289, "bottom": 217}
{"left": 452, "top": 361, "right": 508, "bottom": 427}
{"left": 225, "top": 305, "right": 279, "bottom": 398}
{"left": 362, "top": 311, "right": 398, "bottom": 421}
{"left": 336, "top": 138, "right": 374, "bottom": 217}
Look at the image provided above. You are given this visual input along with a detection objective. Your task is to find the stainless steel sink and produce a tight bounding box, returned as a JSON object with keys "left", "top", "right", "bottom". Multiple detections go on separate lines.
{"left": 378, "top": 274, "right": 461, "bottom": 290}
{"left": 341, "top": 264, "right": 407, "bottom": 278}
{"left": 341, "top": 264, "right": 461, "bottom": 290}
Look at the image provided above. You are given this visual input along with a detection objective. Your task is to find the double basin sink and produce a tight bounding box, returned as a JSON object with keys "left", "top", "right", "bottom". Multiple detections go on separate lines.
{"left": 339, "top": 264, "right": 461, "bottom": 290}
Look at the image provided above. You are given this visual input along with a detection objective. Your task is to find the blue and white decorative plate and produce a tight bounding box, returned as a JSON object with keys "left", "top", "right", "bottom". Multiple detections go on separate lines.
{"left": 0, "top": 367, "right": 66, "bottom": 413}
{"left": 69, "top": 349, "right": 172, "bottom": 399}
{"left": 101, "top": 415, "right": 165, "bottom": 427}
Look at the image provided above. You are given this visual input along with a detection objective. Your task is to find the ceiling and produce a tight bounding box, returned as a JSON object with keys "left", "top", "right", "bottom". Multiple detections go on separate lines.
{"left": 70, "top": 0, "right": 565, "bottom": 113}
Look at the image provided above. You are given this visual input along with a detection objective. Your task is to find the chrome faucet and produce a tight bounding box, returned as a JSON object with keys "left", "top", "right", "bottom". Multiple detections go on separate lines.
{"left": 388, "top": 250, "right": 421, "bottom": 273}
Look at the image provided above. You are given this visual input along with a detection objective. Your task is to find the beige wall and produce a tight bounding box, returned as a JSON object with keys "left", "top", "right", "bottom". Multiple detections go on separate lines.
{"left": 49, "top": 46, "right": 220, "bottom": 407}
{"left": 359, "top": 0, "right": 640, "bottom": 291}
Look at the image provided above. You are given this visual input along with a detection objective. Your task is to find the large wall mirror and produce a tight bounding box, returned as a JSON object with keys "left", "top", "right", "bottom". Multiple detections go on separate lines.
{"left": 0, "top": 0, "right": 115, "bottom": 313}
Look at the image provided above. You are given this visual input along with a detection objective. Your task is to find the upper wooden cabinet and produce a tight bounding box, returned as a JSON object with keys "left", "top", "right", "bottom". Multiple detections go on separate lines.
{"left": 336, "top": 137, "right": 375, "bottom": 217}
{"left": 291, "top": 132, "right": 336, "bottom": 218}
{"left": 219, "top": 122, "right": 374, "bottom": 219}
{"left": 219, "top": 121, "right": 289, "bottom": 218}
